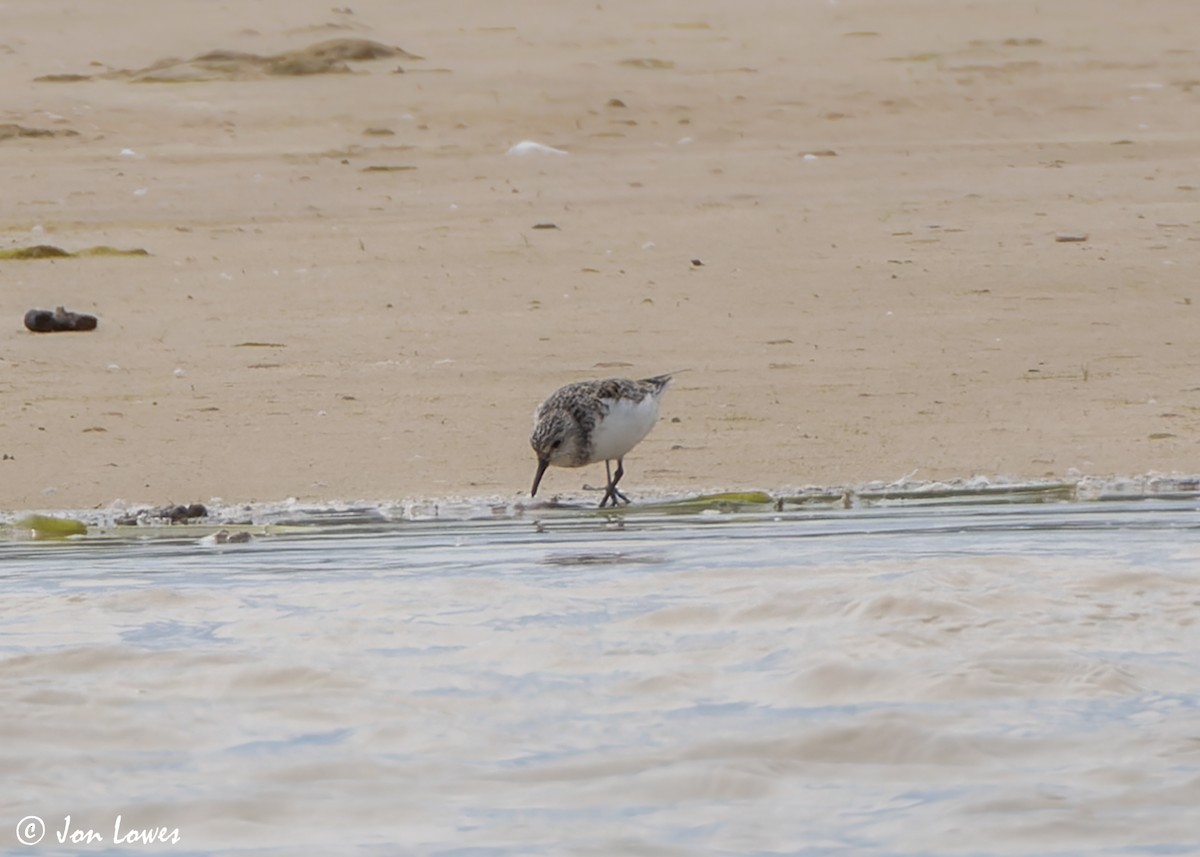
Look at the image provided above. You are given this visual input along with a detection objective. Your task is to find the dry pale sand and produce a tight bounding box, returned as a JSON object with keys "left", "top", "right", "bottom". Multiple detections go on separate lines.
{"left": 1, "top": 0, "right": 1198, "bottom": 512}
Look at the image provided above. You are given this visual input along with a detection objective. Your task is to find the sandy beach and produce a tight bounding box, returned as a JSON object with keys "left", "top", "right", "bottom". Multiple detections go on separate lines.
{"left": 2, "top": 0, "right": 1197, "bottom": 511}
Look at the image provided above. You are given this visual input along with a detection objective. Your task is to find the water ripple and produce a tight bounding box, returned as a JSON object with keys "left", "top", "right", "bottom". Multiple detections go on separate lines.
{"left": 2, "top": 497, "right": 1199, "bottom": 855}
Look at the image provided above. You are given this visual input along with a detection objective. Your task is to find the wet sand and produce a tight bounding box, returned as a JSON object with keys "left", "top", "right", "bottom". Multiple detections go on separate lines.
{"left": 2, "top": 0, "right": 1198, "bottom": 511}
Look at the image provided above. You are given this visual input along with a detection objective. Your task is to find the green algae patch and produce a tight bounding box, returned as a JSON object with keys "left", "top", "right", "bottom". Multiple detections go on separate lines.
{"left": 0, "top": 245, "right": 73, "bottom": 259}
{"left": 0, "top": 244, "right": 150, "bottom": 260}
{"left": 76, "top": 246, "right": 151, "bottom": 257}
{"left": 774, "top": 491, "right": 853, "bottom": 509}
{"left": 13, "top": 514, "right": 87, "bottom": 539}
{"left": 686, "top": 490, "right": 774, "bottom": 506}
{"left": 632, "top": 491, "right": 776, "bottom": 514}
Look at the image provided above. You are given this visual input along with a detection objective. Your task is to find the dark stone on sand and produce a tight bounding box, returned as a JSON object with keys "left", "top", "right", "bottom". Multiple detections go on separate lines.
{"left": 159, "top": 504, "right": 207, "bottom": 523}
{"left": 24, "top": 306, "right": 98, "bottom": 332}
{"left": 166, "top": 505, "right": 190, "bottom": 523}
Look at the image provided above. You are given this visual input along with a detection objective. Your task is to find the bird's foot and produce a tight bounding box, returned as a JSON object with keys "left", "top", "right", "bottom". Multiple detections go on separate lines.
{"left": 598, "top": 486, "right": 631, "bottom": 508}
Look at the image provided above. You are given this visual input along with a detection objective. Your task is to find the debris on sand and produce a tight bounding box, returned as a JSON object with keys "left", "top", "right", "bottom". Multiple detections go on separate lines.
{"left": 95, "top": 38, "right": 422, "bottom": 83}
{"left": 0, "top": 123, "right": 80, "bottom": 140}
{"left": 24, "top": 306, "right": 98, "bottom": 333}
{"left": 1, "top": 245, "right": 72, "bottom": 259}
{"left": 619, "top": 58, "right": 675, "bottom": 70}
{"left": 33, "top": 73, "right": 93, "bottom": 83}
{"left": 114, "top": 504, "right": 209, "bottom": 526}
{"left": 0, "top": 244, "right": 149, "bottom": 259}
{"left": 76, "top": 245, "right": 151, "bottom": 257}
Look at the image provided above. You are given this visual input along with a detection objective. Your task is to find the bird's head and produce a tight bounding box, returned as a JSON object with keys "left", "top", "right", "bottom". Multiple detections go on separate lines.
{"left": 530, "top": 410, "right": 580, "bottom": 495}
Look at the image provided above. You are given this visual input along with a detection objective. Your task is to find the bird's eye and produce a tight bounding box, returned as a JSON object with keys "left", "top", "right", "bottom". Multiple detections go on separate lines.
{"left": 551, "top": 439, "right": 561, "bottom": 449}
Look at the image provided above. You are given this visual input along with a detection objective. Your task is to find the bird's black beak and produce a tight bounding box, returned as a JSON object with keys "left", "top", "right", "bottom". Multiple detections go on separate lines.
{"left": 531, "top": 457, "right": 550, "bottom": 497}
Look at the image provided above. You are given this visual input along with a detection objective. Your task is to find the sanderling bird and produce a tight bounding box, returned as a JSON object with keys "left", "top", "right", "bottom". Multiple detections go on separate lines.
{"left": 530, "top": 374, "right": 672, "bottom": 507}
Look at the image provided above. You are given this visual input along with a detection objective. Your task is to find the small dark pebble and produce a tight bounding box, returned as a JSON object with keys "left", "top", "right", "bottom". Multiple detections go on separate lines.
{"left": 24, "top": 306, "right": 98, "bottom": 332}
{"left": 690, "top": 258, "right": 704, "bottom": 266}
{"left": 163, "top": 505, "right": 193, "bottom": 523}
{"left": 532, "top": 223, "right": 559, "bottom": 230}
{"left": 163, "top": 503, "right": 208, "bottom": 523}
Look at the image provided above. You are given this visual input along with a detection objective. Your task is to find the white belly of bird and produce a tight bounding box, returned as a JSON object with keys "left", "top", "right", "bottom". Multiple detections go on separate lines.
{"left": 588, "top": 395, "right": 661, "bottom": 463}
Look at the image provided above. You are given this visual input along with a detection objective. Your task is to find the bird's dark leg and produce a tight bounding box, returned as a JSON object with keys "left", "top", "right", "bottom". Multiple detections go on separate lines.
{"left": 600, "top": 460, "right": 616, "bottom": 507}
{"left": 600, "top": 459, "right": 630, "bottom": 507}
{"left": 611, "top": 459, "right": 629, "bottom": 503}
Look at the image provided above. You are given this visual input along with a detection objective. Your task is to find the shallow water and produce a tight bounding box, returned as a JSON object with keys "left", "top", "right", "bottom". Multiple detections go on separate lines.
{"left": 3, "top": 492, "right": 1200, "bottom": 856}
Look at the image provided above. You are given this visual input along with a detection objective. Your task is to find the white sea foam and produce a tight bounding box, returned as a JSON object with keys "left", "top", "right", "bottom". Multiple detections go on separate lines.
{"left": 5, "top": 473, "right": 1200, "bottom": 532}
